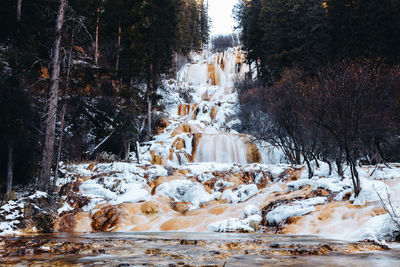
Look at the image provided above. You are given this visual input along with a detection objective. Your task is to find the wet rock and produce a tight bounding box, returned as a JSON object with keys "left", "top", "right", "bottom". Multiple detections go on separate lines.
{"left": 371, "top": 207, "right": 388, "bottom": 216}
{"left": 172, "top": 138, "right": 186, "bottom": 151}
{"left": 23, "top": 193, "right": 58, "bottom": 233}
{"left": 54, "top": 212, "right": 92, "bottom": 232}
{"left": 87, "top": 163, "right": 96, "bottom": 171}
{"left": 155, "top": 117, "right": 170, "bottom": 134}
{"left": 276, "top": 166, "right": 305, "bottom": 182}
{"left": 210, "top": 106, "right": 218, "bottom": 122}
{"left": 178, "top": 104, "right": 198, "bottom": 117}
{"left": 171, "top": 124, "right": 196, "bottom": 137}
{"left": 92, "top": 203, "right": 149, "bottom": 232}
{"left": 91, "top": 205, "right": 120, "bottom": 231}
{"left": 159, "top": 217, "right": 195, "bottom": 231}
{"left": 170, "top": 202, "right": 191, "bottom": 214}
{"left": 245, "top": 141, "right": 262, "bottom": 163}
{"left": 141, "top": 201, "right": 161, "bottom": 216}
{"left": 150, "top": 150, "right": 166, "bottom": 165}
{"left": 207, "top": 64, "right": 220, "bottom": 86}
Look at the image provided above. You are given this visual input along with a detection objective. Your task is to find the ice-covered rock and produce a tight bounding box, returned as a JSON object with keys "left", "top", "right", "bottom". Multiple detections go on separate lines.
{"left": 207, "top": 214, "right": 262, "bottom": 232}
{"left": 361, "top": 213, "right": 400, "bottom": 242}
{"left": 265, "top": 197, "right": 327, "bottom": 226}
{"left": 222, "top": 184, "right": 259, "bottom": 204}
{"left": 352, "top": 179, "right": 390, "bottom": 206}
{"left": 287, "top": 177, "right": 351, "bottom": 193}
{"left": 156, "top": 180, "right": 216, "bottom": 209}
{"left": 242, "top": 205, "right": 261, "bottom": 219}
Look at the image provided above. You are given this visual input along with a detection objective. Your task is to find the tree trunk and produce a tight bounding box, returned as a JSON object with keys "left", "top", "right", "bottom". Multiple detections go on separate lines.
{"left": 303, "top": 154, "right": 314, "bottom": 179}
{"left": 124, "top": 138, "right": 130, "bottom": 162}
{"left": 136, "top": 141, "right": 140, "bottom": 164}
{"left": 6, "top": 141, "right": 14, "bottom": 199}
{"left": 116, "top": 23, "right": 121, "bottom": 70}
{"left": 146, "top": 64, "right": 153, "bottom": 136}
{"left": 336, "top": 158, "right": 344, "bottom": 178}
{"left": 345, "top": 149, "right": 361, "bottom": 197}
{"left": 94, "top": 6, "right": 100, "bottom": 66}
{"left": 17, "top": 0, "right": 22, "bottom": 21}
{"left": 147, "top": 94, "right": 152, "bottom": 135}
{"left": 40, "top": 0, "right": 67, "bottom": 192}
{"left": 53, "top": 28, "right": 74, "bottom": 189}
{"left": 327, "top": 161, "right": 332, "bottom": 176}
{"left": 53, "top": 104, "right": 66, "bottom": 189}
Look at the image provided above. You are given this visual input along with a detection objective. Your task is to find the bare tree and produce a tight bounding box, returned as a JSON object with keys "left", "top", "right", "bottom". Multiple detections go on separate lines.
{"left": 40, "top": 0, "right": 67, "bottom": 192}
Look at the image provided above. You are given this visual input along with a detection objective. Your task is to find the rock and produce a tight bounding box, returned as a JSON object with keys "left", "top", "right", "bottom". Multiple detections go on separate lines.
{"left": 87, "top": 163, "right": 96, "bottom": 171}
{"left": 177, "top": 104, "right": 198, "bottom": 117}
{"left": 172, "top": 137, "right": 185, "bottom": 150}
{"left": 141, "top": 201, "right": 161, "bottom": 216}
{"left": 170, "top": 202, "right": 191, "bottom": 214}
{"left": 150, "top": 150, "right": 165, "bottom": 165}
{"left": 22, "top": 193, "right": 58, "bottom": 233}
{"left": 276, "top": 166, "right": 306, "bottom": 182}
{"left": 207, "top": 64, "right": 220, "bottom": 86}
{"left": 54, "top": 212, "right": 92, "bottom": 232}
{"left": 149, "top": 176, "right": 185, "bottom": 195}
{"left": 91, "top": 203, "right": 146, "bottom": 232}
{"left": 210, "top": 106, "right": 218, "bottom": 122}
{"left": 92, "top": 205, "right": 121, "bottom": 231}
{"left": 245, "top": 141, "right": 262, "bottom": 163}
{"left": 159, "top": 217, "right": 195, "bottom": 231}
{"left": 190, "top": 133, "right": 202, "bottom": 162}
{"left": 155, "top": 117, "right": 170, "bottom": 134}
{"left": 371, "top": 207, "right": 388, "bottom": 216}
{"left": 171, "top": 124, "right": 197, "bottom": 137}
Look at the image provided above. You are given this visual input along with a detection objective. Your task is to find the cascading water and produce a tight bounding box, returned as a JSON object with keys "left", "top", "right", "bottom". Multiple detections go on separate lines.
{"left": 39, "top": 47, "right": 400, "bottom": 250}
{"left": 194, "top": 134, "right": 247, "bottom": 164}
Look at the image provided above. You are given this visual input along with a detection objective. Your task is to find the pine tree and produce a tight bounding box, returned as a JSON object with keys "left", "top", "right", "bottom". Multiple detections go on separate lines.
{"left": 326, "top": 0, "right": 400, "bottom": 63}
{"left": 199, "top": 0, "right": 210, "bottom": 47}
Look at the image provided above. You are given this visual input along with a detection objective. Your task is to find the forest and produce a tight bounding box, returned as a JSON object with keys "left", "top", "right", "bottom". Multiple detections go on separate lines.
{"left": 234, "top": 0, "right": 400, "bottom": 196}
{"left": 0, "top": 0, "right": 209, "bottom": 198}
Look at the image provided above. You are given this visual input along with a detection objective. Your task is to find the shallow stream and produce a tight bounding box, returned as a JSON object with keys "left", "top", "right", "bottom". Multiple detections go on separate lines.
{"left": 1, "top": 232, "right": 400, "bottom": 266}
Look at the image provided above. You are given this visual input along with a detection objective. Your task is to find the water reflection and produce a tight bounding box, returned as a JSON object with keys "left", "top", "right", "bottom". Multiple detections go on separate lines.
{"left": 1, "top": 232, "right": 400, "bottom": 266}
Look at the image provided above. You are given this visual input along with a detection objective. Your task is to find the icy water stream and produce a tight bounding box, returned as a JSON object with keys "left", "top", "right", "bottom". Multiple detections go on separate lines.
{"left": 1, "top": 232, "right": 400, "bottom": 266}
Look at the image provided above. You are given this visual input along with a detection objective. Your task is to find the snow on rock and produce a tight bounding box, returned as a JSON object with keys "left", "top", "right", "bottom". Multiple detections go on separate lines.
{"left": 58, "top": 202, "right": 73, "bottom": 214}
{"left": 208, "top": 214, "right": 262, "bottom": 232}
{"left": 265, "top": 197, "right": 327, "bottom": 226}
{"left": 208, "top": 218, "right": 253, "bottom": 232}
{"left": 352, "top": 179, "right": 390, "bottom": 206}
{"left": 287, "top": 177, "right": 351, "bottom": 193}
{"left": 79, "top": 172, "right": 151, "bottom": 211}
{"left": 222, "top": 184, "right": 259, "bottom": 204}
{"left": 361, "top": 213, "right": 400, "bottom": 242}
{"left": 242, "top": 205, "right": 261, "bottom": 219}
{"left": 0, "top": 200, "right": 24, "bottom": 235}
{"left": 156, "top": 180, "right": 216, "bottom": 209}
{"left": 0, "top": 190, "right": 52, "bottom": 235}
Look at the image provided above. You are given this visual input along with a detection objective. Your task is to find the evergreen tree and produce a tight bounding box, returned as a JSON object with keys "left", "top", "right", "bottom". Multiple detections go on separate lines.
{"left": 326, "top": 0, "right": 400, "bottom": 63}
{"left": 235, "top": 0, "right": 330, "bottom": 83}
{"left": 199, "top": 0, "right": 210, "bottom": 47}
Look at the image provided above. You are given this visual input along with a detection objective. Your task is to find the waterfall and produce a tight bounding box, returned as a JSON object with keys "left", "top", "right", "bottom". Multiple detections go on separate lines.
{"left": 194, "top": 134, "right": 247, "bottom": 164}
